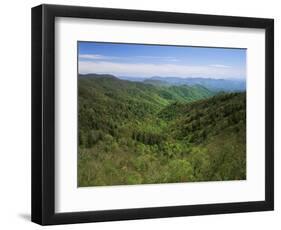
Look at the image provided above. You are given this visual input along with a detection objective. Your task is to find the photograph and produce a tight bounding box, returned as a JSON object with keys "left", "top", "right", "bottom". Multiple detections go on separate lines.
{"left": 77, "top": 42, "right": 247, "bottom": 187}
{"left": 30, "top": 3, "right": 274, "bottom": 225}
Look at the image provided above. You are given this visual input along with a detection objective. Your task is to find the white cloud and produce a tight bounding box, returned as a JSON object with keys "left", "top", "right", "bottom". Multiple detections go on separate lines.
{"left": 209, "top": 64, "right": 231, "bottom": 68}
{"left": 79, "top": 61, "right": 245, "bottom": 79}
{"left": 136, "top": 55, "right": 176, "bottom": 59}
{"left": 79, "top": 54, "right": 179, "bottom": 62}
{"left": 79, "top": 54, "right": 118, "bottom": 60}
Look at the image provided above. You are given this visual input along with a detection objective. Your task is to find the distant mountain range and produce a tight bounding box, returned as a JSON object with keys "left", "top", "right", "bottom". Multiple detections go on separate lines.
{"left": 143, "top": 76, "right": 246, "bottom": 92}
{"left": 80, "top": 74, "right": 246, "bottom": 92}
{"left": 78, "top": 74, "right": 215, "bottom": 108}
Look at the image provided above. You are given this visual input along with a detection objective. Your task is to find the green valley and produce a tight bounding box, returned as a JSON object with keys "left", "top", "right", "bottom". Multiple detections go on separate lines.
{"left": 78, "top": 74, "right": 246, "bottom": 186}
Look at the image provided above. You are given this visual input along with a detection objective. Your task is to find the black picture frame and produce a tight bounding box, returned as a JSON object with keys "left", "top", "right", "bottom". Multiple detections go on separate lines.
{"left": 31, "top": 4, "right": 274, "bottom": 225}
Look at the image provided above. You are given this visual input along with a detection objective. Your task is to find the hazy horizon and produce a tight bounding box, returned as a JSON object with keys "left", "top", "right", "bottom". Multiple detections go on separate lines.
{"left": 79, "top": 73, "right": 246, "bottom": 81}
{"left": 78, "top": 42, "right": 246, "bottom": 80}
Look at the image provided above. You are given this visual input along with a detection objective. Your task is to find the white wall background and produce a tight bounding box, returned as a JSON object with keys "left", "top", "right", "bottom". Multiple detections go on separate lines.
{"left": 0, "top": 0, "right": 279, "bottom": 229}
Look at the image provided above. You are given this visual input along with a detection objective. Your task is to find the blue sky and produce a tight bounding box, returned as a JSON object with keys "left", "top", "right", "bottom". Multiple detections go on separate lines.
{"left": 78, "top": 41, "right": 246, "bottom": 80}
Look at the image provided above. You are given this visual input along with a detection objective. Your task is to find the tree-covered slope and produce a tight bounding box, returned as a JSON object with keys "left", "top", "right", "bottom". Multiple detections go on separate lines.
{"left": 158, "top": 93, "right": 246, "bottom": 181}
{"left": 159, "top": 92, "right": 246, "bottom": 143}
{"left": 79, "top": 74, "right": 215, "bottom": 136}
{"left": 78, "top": 75, "right": 246, "bottom": 186}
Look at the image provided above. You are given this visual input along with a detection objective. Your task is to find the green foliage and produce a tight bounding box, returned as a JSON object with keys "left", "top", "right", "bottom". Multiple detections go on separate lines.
{"left": 78, "top": 75, "right": 246, "bottom": 186}
{"left": 166, "top": 159, "right": 194, "bottom": 182}
{"left": 160, "top": 92, "right": 246, "bottom": 144}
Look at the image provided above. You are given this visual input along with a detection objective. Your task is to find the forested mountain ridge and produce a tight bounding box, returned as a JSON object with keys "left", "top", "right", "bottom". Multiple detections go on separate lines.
{"left": 78, "top": 74, "right": 215, "bottom": 131}
{"left": 144, "top": 76, "right": 246, "bottom": 92}
{"left": 79, "top": 74, "right": 215, "bottom": 104}
{"left": 78, "top": 74, "right": 246, "bottom": 186}
{"left": 159, "top": 92, "right": 246, "bottom": 143}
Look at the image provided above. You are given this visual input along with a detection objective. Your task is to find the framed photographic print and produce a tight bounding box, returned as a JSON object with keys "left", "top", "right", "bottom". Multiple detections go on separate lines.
{"left": 31, "top": 4, "right": 274, "bottom": 225}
